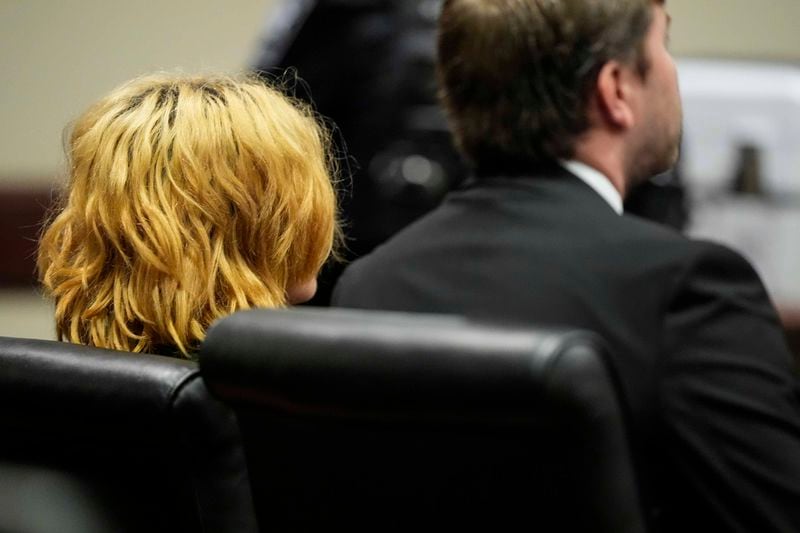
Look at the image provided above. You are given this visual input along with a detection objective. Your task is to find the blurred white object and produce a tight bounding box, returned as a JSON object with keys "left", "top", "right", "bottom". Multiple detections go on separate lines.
{"left": 678, "top": 59, "right": 800, "bottom": 307}
{"left": 678, "top": 59, "right": 800, "bottom": 200}
{"left": 690, "top": 197, "right": 800, "bottom": 307}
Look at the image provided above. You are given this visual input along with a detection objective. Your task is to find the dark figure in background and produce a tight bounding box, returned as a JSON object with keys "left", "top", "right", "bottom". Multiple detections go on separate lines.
{"left": 253, "top": 0, "right": 466, "bottom": 303}
{"left": 334, "top": 1, "right": 800, "bottom": 531}
{"left": 252, "top": 0, "right": 688, "bottom": 304}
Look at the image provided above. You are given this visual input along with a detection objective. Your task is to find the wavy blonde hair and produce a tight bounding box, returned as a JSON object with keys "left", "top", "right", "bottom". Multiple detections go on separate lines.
{"left": 38, "top": 73, "right": 341, "bottom": 357}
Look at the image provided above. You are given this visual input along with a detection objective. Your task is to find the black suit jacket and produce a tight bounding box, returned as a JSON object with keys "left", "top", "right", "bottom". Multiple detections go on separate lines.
{"left": 333, "top": 167, "right": 800, "bottom": 532}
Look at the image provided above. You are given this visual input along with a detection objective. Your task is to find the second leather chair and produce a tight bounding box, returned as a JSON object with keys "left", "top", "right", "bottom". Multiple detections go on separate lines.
{"left": 200, "top": 307, "right": 647, "bottom": 532}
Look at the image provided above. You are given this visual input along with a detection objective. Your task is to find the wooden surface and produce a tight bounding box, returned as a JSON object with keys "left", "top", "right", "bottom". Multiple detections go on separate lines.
{"left": 0, "top": 190, "right": 54, "bottom": 287}
{"left": 779, "top": 308, "right": 800, "bottom": 367}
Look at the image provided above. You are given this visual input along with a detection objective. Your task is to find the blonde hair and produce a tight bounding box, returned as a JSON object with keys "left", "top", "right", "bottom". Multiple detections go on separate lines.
{"left": 38, "top": 73, "right": 341, "bottom": 357}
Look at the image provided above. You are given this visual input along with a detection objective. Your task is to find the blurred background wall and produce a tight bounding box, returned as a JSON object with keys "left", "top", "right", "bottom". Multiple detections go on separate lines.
{"left": 670, "top": 0, "right": 799, "bottom": 61}
{"left": 0, "top": 0, "right": 798, "bottom": 340}
{"left": 0, "top": 0, "right": 275, "bottom": 189}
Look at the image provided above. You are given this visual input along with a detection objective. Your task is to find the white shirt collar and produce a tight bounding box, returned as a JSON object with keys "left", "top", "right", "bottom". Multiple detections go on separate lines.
{"left": 559, "top": 160, "right": 623, "bottom": 215}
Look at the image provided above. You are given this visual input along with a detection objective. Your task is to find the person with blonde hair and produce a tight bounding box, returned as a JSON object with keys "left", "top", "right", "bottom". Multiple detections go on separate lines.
{"left": 38, "top": 73, "right": 340, "bottom": 357}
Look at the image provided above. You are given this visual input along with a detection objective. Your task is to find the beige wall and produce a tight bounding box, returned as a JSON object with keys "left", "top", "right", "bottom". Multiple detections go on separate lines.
{"left": 669, "top": 0, "right": 800, "bottom": 61}
{"left": 0, "top": 0, "right": 274, "bottom": 189}
{"left": 0, "top": 0, "right": 798, "bottom": 187}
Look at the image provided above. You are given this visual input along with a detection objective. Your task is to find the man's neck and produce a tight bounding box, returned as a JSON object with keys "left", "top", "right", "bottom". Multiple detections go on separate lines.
{"left": 571, "top": 134, "right": 630, "bottom": 198}
{"left": 559, "top": 160, "right": 624, "bottom": 215}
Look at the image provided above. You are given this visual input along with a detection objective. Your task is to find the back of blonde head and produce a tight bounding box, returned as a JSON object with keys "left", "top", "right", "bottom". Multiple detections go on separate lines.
{"left": 38, "top": 73, "right": 340, "bottom": 357}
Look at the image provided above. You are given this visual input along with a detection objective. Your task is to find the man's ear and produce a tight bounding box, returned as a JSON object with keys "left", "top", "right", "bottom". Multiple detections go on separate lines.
{"left": 595, "top": 60, "right": 636, "bottom": 130}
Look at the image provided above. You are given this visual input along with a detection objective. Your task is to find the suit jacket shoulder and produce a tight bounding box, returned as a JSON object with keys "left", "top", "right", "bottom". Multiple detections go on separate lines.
{"left": 332, "top": 171, "right": 800, "bottom": 532}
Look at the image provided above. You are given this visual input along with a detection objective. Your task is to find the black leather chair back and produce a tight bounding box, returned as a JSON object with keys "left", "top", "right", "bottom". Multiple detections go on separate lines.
{"left": 0, "top": 337, "right": 258, "bottom": 533}
{"left": 199, "top": 308, "right": 647, "bottom": 532}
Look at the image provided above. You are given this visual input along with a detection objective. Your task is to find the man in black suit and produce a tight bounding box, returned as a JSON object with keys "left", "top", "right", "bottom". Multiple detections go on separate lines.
{"left": 333, "top": 0, "right": 800, "bottom": 530}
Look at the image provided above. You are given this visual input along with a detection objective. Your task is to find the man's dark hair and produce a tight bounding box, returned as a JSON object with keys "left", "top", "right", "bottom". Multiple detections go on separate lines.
{"left": 437, "top": 0, "right": 661, "bottom": 173}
